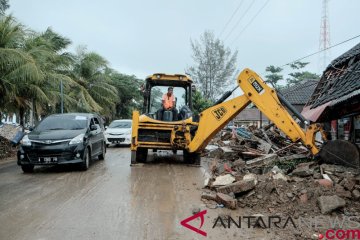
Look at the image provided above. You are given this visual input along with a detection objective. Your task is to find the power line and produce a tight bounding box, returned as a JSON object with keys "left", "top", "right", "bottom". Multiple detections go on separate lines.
{"left": 224, "top": 0, "right": 255, "bottom": 42}
{"left": 280, "top": 34, "right": 360, "bottom": 68}
{"left": 231, "top": 0, "right": 270, "bottom": 46}
{"left": 218, "top": 0, "right": 244, "bottom": 38}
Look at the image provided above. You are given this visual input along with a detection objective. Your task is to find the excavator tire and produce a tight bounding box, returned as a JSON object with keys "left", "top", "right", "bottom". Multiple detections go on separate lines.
{"left": 319, "top": 140, "right": 360, "bottom": 168}
{"left": 131, "top": 148, "right": 148, "bottom": 165}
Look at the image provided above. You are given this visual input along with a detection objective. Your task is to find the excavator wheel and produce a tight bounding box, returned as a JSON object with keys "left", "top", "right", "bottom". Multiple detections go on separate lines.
{"left": 319, "top": 140, "right": 360, "bottom": 168}
{"left": 183, "top": 150, "right": 201, "bottom": 165}
{"left": 131, "top": 148, "right": 148, "bottom": 165}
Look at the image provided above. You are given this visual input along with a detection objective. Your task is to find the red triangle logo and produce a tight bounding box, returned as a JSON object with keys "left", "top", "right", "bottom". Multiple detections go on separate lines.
{"left": 180, "top": 210, "right": 207, "bottom": 237}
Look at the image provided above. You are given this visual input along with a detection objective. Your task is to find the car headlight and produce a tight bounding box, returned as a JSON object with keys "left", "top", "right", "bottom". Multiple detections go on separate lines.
{"left": 21, "top": 135, "right": 31, "bottom": 146}
{"left": 69, "top": 134, "right": 85, "bottom": 145}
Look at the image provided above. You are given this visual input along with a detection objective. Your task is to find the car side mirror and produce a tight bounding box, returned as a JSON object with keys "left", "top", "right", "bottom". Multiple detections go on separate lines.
{"left": 90, "top": 125, "right": 98, "bottom": 131}
{"left": 29, "top": 126, "right": 34, "bottom": 131}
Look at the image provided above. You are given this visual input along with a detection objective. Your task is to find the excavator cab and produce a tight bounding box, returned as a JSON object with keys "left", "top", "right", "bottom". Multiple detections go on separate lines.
{"left": 142, "top": 73, "right": 194, "bottom": 121}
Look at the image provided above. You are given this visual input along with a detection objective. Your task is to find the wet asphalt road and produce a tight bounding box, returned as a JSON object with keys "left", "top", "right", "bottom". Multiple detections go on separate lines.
{"left": 0, "top": 147, "right": 270, "bottom": 240}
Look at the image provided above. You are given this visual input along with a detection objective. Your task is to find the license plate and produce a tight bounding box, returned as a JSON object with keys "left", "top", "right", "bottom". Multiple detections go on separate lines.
{"left": 39, "top": 157, "right": 57, "bottom": 163}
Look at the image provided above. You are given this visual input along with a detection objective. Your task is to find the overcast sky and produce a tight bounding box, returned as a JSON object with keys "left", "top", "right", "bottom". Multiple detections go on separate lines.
{"left": 9, "top": 0, "right": 360, "bottom": 83}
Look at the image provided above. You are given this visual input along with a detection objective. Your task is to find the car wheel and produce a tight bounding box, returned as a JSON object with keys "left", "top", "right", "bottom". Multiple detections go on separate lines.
{"left": 99, "top": 143, "right": 105, "bottom": 160}
{"left": 183, "top": 150, "right": 201, "bottom": 165}
{"left": 21, "top": 165, "right": 34, "bottom": 173}
{"left": 80, "top": 148, "right": 90, "bottom": 171}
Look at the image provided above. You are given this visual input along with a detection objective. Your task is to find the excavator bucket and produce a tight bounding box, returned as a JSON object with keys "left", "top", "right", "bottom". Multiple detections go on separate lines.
{"left": 319, "top": 140, "right": 360, "bottom": 168}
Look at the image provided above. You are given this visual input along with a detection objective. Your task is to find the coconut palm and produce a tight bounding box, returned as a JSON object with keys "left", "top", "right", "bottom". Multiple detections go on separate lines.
{"left": 71, "top": 48, "right": 118, "bottom": 116}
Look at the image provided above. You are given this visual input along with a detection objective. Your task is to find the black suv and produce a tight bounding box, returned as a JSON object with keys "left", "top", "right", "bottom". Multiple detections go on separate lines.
{"left": 17, "top": 113, "right": 106, "bottom": 172}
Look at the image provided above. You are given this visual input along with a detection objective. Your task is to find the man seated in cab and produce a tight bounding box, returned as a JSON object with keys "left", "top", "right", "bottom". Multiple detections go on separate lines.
{"left": 159, "top": 86, "right": 178, "bottom": 121}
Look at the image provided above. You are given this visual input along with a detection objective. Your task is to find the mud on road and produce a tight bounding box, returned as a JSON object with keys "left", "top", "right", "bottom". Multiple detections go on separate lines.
{"left": 0, "top": 147, "right": 271, "bottom": 240}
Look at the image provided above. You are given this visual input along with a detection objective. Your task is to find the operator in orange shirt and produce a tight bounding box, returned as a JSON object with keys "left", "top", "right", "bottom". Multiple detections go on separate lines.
{"left": 159, "top": 87, "right": 178, "bottom": 121}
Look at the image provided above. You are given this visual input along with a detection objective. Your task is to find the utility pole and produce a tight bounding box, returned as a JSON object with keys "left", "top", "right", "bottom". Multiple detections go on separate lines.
{"left": 319, "top": 0, "right": 331, "bottom": 71}
{"left": 60, "top": 80, "right": 64, "bottom": 114}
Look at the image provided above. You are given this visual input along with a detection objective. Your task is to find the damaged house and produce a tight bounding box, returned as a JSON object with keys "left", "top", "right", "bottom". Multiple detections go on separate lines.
{"left": 302, "top": 42, "right": 360, "bottom": 146}
{"left": 302, "top": 43, "right": 360, "bottom": 168}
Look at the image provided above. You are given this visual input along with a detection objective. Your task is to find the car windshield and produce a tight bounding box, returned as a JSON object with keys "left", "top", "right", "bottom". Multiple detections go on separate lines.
{"left": 150, "top": 86, "right": 186, "bottom": 113}
{"left": 109, "top": 121, "right": 131, "bottom": 128}
{"left": 36, "top": 115, "right": 88, "bottom": 131}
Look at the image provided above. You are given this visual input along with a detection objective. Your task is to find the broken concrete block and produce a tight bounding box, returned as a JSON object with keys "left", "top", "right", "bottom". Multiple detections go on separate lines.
{"left": 216, "top": 193, "right": 237, "bottom": 209}
{"left": 220, "top": 146, "right": 238, "bottom": 160}
{"left": 292, "top": 162, "right": 315, "bottom": 177}
{"left": 315, "top": 179, "right": 333, "bottom": 189}
{"left": 273, "top": 172, "right": 288, "bottom": 181}
{"left": 317, "top": 195, "right": 346, "bottom": 214}
{"left": 246, "top": 154, "right": 278, "bottom": 167}
{"left": 212, "top": 174, "right": 235, "bottom": 186}
{"left": 208, "top": 147, "right": 223, "bottom": 158}
{"left": 271, "top": 165, "right": 283, "bottom": 174}
{"left": 352, "top": 189, "right": 360, "bottom": 200}
{"left": 201, "top": 192, "right": 217, "bottom": 201}
{"left": 340, "top": 178, "right": 356, "bottom": 191}
{"left": 335, "top": 185, "right": 352, "bottom": 199}
{"left": 217, "top": 179, "right": 256, "bottom": 194}
{"left": 233, "top": 159, "right": 246, "bottom": 168}
{"left": 243, "top": 173, "right": 258, "bottom": 185}
{"left": 205, "top": 144, "right": 219, "bottom": 151}
{"left": 222, "top": 140, "right": 231, "bottom": 145}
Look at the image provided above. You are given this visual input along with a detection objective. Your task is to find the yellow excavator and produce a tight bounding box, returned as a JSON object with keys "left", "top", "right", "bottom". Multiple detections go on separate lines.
{"left": 130, "top": 68, "right": 359, "bottom": 167}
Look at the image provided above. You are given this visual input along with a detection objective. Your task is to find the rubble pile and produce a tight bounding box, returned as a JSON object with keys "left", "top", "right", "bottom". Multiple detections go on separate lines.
{"left": 0, "top": 124, "right": 19, "bottom": 159}
{"left": 201, "top": 126, "right": 360, "bottom": 217}
{"left": 206, "top": 126, "right": 309, "bottom": 164}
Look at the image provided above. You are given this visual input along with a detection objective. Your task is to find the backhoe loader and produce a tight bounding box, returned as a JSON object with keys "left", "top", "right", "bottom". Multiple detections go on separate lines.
{"left": 130, "top": 69, "right": 359, "bottom": 167}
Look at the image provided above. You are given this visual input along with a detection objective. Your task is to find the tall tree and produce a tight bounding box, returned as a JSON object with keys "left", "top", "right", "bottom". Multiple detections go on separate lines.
{"left": 0, "top": 0, "right": 9, "bottom": 15}
{"left": 108, "top": 71, "right": 143, "bottom": 119}
{"left": 72, "top": 47, "right": 118, "bottom": 116}
{"left": 192, "top": 90, "right": 213, "bottom": 115}
{"left": 286, "top": 61, "right": 320, "bottom": 86}
{"left": 187, "top": 31, "right": 238, "bottom": 101}
{"left": 264, "top": 65, "right": 283, "bottom": 89}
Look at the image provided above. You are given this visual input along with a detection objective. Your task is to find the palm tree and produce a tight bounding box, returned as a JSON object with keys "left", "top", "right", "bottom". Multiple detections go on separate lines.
{"left": 0, "top": 15, "right": 43, "bottom": 126}
{"left": 72, "top": 48, "right": 118, "bottom": 116}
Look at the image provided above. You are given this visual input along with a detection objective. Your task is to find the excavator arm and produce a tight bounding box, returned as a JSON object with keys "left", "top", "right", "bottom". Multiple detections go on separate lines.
{"left": 188, "top": 68, "right": 323, "bottom": 154}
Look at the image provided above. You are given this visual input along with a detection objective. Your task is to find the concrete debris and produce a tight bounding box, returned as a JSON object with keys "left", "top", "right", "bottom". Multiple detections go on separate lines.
{"left": 243, "top": 173, "right": 258, "bottom": 185}
{"left": 352, "top": 189, "right": 360, "bottom": 200}
{"left": 317, "top": 195, "right": 346, "bottom": 214}
{"left": 212, "top": 174, "right": 235, "bottom": 186}
{"left": 291, "top": 162, "right": 316, "bottom": 177}
{"left": 201, "top": 192, "right": 217, "bottom": 201}
{"left": 201, "top": 125, "right": 360, "bottom": 217}
{"left": 246, "top": 154, "right": 278, "bottom": 167}
{"left": 217, "top": 179, "right": 256, "bottom": 195}
{"left": 216, "top": 193, "right": 237, "bottom": 209}
{"left": 273, "top": 172, "right": 288, "bottom": 181}
{"left": 315, "top": 179, "right": 333, "bottom": 188}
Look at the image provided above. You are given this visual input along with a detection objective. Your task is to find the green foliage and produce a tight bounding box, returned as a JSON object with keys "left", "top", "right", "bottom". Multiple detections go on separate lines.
{"left": 264, "top": 61, "right": 320, "bottom": 89}
{"left": 286, "top": 61, "right": 320, "bottom": 86}
{"left": 0, "top": 0, "right": 9, "bottom": 15}
{"left": 192, "top": 90, "right": 213, "bottom": 115}
{"left": 264, "top": 65, "right": 283, "bottom": 89}
{"left": 187, "top": 30, "right": 238, "bottom": 101}
{"left": 109, "top": 71, "right": 143, "bottom": 119}
{"left": 0, "top": 14, "right": 145, "bottom": 126}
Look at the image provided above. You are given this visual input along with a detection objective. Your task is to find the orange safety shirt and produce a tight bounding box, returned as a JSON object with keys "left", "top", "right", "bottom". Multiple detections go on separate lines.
{"left": 162, "top": 93, "right": 175, "bottom": 109}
